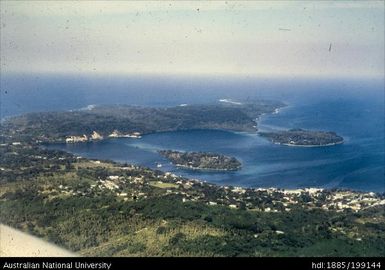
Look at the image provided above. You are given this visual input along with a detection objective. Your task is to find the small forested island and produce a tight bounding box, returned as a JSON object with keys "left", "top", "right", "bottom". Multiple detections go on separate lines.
{"left": 259, "top": 129, "right": 344, "bottom": 147}
{"left": 159, "top": 150, "right": 242, "bottom": 171}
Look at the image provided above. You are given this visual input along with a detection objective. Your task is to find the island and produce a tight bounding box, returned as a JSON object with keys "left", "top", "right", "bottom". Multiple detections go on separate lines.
{"left": 259, "top": 128, "right": 344, "bottom": 147}
{"left": 158, "top": 150, "right": 242, "bottom": 171}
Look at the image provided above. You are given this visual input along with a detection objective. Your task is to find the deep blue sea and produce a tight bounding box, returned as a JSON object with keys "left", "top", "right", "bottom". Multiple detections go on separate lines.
{"left": 1, "top": 74, "right": 384, "bottom": 192}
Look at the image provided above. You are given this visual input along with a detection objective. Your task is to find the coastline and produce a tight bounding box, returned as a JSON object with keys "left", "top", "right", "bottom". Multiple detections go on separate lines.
{"left": 278, "top": 140, "right": 344, "bottom": 147}
{"left": 5, "top": 101, "right": 371, "bottom": 193}
{"left": 52, "top": 127, "right": 259, "bottom": 145}
{"left": 257, "top": 103, "right": 292, "bottom": 132}
{"left": 175, "top": 163, "right": 241, "bottom": 172}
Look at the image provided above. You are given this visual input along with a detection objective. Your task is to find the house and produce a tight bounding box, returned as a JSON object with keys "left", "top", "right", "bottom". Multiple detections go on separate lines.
{"left": 91, "top": 131, "right": 103, "bottom": 140}
{"left": 66, "top": 135, "right": 88, "bottom": 143}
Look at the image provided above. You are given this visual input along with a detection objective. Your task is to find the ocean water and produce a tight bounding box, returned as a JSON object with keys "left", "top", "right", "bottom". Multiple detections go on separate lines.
{"left": 1, "top": 74, "right": 384, "bottom": 192}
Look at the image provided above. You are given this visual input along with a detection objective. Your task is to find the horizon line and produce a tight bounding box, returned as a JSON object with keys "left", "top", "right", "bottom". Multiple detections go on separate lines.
{"left": 1, "top": 70, "right": 384, "bottom": 80}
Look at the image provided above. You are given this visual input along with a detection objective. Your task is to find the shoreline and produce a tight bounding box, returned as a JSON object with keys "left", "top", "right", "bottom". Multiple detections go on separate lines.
{"left": 22, "top": 141, "right": 383, "bottom": 194}
{"left": 278, "top": 140, "right": 344, "bottom": 147}
{"left": 34, "top": 101, "right": 286, "bottom": 145}
{"left": 8, "top": 102, "right": 368, "bottom": 193}
{"left": 42, "top": 142, "right": 383, "bottom": 194}
{"left": 46, "top": 127, "right": 259, "bottom": 145}
{"left": 175, "top": 163, "right": 241, "bottom": 172}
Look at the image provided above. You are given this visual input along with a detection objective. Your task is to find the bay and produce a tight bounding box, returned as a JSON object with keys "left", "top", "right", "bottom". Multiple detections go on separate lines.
{"left": 2, "top": 74, "right": 384, "bottom": 191}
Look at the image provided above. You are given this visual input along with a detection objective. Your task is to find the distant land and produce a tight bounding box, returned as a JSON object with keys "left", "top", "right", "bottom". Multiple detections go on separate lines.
{"left": 1, "top": 101, "right": 345, "bottom": 149}
{"left": 0, "top": 100, "right": 284, "bottom": 144}
{"left": 259, "top": 129, "right": 344, "bottom": 147}
{"left": 159, "top": 150, "right": 242, "bottom": 171}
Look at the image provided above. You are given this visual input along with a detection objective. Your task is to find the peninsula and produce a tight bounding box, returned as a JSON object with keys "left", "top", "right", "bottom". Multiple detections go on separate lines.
{"left": 1, "top": 100, "right": 284, "bottom": 144}
{"left": 158, "top": 150, "right": 242, "bottom": 171}
{"left": 259, "top": 129, "right": 344, "bottom": 147}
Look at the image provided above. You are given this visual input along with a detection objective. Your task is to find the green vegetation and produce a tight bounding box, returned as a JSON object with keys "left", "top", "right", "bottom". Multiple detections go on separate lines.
{"left": 158, "top": 150, "right": 242, "bottom": 171}
{"left": 0, "top": 101, "right": 383, "bottom": 257}
{"left": 259, "top": 129, "right": 344, "bottom": 146}
{"left": 0, "top": 101, "right": 283, "bottom": 143}
{"left": 149, "top": 181, "right": 179, "bottom": 189}
{"left": 0, "top": 144, "right": 384, "bottom": 257}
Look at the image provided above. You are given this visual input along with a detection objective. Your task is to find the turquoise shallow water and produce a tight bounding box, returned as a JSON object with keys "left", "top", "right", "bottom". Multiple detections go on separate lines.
{"left": 2, "top": 74, "right": 384, "bottom": 191}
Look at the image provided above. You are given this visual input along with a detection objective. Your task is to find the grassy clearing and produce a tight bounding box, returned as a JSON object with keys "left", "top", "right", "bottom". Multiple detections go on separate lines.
{"left": 149, "top": 181, "right": 178, "bottom": 189}
{"left": 79, "top": 220, "right": 226, "bottom": 256}
{"left": 0, "top": 182, "right": 28, "bottom": 196}
{"left": 75, "top": 160, "right": 118, "bottom": 170}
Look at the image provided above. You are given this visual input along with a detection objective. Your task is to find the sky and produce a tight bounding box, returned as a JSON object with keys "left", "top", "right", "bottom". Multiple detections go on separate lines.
{"left": 1, "top": 1, "right": 384, "bottom": 77}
